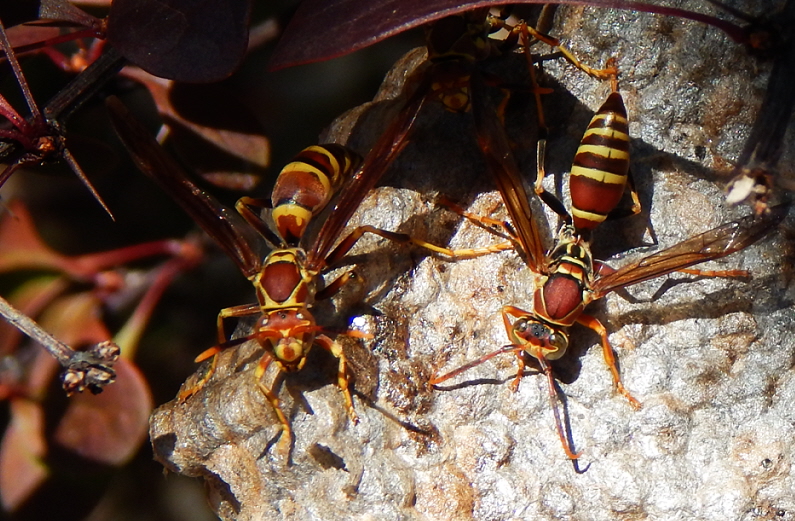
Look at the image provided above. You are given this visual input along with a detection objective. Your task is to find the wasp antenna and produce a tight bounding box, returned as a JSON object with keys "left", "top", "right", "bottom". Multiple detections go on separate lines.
{"left": 538, "top": 356, "right": 581, "bottom": 460}
{"left": 430, "top": 344, "right": 523, "bottom": 386}
{"left": 194, "top": 334, "right": 254, "bottom": 363}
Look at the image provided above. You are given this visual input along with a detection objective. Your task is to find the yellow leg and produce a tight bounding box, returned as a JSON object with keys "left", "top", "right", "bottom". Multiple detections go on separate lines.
{"left": 510, "top": 351, "right": 527, "bottom": 393}
{"left": 331, "top": 224, "right": 514, "bottom": 262}
{"left": 436, "top": 195, "right": 517, "bottom": 239}
{"left": 517, "top": 22, "right": 554, "bottom": 135}
{"left": 532, "top": 139, "right": 570, "bottom": 219}
{"left": 255, "top": 354, "right": 292, "bottom": 444}
{"left": 520, "top": 23, "right": 618, "bottom": 80}
{"left": 178, "top": 302, "right": 262, "bottom": 401}
{"left": 235, "top": 196, "right": 282, "bottom": 246}
{"left": 178, "top": 350, "right": 220, "bottom": 401}
{"left": 576, "top": 313, "right": 640, "bottom": 408}
{"left": 217, "top": 302, "right": 261, "bottom": 343}
{"left": 316, "top": 334, "right": 359, "bottom": 424}
{"left": 316, "top": 269, "right": 357, "bottom": 300}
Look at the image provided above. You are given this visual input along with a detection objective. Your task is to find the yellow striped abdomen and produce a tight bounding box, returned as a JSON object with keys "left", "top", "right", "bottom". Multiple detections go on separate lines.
{"left": 271, "top": 144, "right": 361, "bottom": 245}
{"left": 569, "top": 92, "right": 630, "bottom": 231}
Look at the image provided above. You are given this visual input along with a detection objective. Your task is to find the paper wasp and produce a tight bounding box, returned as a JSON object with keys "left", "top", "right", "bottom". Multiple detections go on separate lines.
{"left": 107, "top": 98, "right": 405, "bottom": 446}
{"left": 430, "top": 68, "right": 789, "bottom": 459}
{"left": 308, "top": 6, "right": 620, "bottom": 255}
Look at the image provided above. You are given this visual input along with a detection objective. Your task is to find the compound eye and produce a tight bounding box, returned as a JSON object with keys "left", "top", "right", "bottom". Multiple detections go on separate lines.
{"left": 548, "top": 332, "right": 569, "bottom": 352}
{"left": 514, "top": 319, "right": 528, "bottom": 334}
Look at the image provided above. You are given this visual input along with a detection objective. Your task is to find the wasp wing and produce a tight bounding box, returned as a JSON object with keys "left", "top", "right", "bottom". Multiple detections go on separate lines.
{"left": 591, "top": 204, "right": 788, "bottom": 298}
{"left": 107, "top": 96, "right": 263, "bottom": 278}
{"left": 308, "top": 70, "right": 431, "bottom": 270}
{"left": 469, "top": 68, "right": 545, "bottom": 272}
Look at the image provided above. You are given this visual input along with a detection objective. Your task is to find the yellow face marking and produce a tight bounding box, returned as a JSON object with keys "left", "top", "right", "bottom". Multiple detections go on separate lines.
{"left": 275, "top": 340, "right": 303, "bottom": 363}
{"left": 444, "top": 92, "right": 470, "bottom": 111}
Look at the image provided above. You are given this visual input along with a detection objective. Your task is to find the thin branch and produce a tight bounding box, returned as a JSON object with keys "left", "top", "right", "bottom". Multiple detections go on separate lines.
{"left": 0, "top": 294, "right": 119, "bottom": 394}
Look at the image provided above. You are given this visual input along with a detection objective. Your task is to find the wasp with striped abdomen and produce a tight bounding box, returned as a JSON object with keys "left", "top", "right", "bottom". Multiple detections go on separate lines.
{"left": 108, "top": 99, "right": 387, "bottom": 447}
{"left": 430, "top": 70, "right": 789, "bottom": 459}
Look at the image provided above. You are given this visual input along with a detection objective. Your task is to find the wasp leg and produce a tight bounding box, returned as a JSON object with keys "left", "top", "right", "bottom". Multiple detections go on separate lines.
{"left": 316, "top": 269, "right": 357, "bottom": 300}
{"left": 216, "top": 302, "right": 261, "bottom": 343}
{"left": 603, "top": 167, "right": 643, "bottom": 221}
{"left": 516, "top": 21, "right": 555, "bottom": 136}
{"left": 435, "top": 195, "right": 519, "bottom": 242}
{"left": 533, "top": 138, "right": 572, "bottom": 220}
{"left": 255, "top": 353, "right": 292, "bottom": 445}
{"left": 316, "top": 334, "right": 359, "bottom": 425}
{"left": 510, "top": 350, "right": 528, "bottom": 393}
{"left": 518, "top": 23, "right": 618, "bottom": 80}
{"left": 235, "top": 196, "right": 282, "bottom": 246}
{"left": 178, "top": 348, "right": 221, "bottom": 402}
{"left": 576, "top": 313, "right": 641, "bottom": 408}
{"left": 500, "top": 305, "right": 529, "bottom": 393}
{"left": 327, "top": 225, "right": 514, "bottom": 264}
{"left": 178, "top": 302, "right": 261, "bottom": 401}
{"left": 676, "top": 267, "right": 749, "bottom": 278}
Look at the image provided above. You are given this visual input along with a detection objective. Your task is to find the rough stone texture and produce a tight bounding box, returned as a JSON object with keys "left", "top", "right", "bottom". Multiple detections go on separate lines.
{"left": 150, "top": 2, "right": 795, "bottom": 520}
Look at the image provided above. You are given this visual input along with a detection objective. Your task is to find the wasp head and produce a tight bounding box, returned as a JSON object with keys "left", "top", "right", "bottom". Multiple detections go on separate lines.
{"left": 510, "top": 316, "right": 569, "bottom": 361}
{"left": 256, "top": 308, "right": 317, "bottom": 371}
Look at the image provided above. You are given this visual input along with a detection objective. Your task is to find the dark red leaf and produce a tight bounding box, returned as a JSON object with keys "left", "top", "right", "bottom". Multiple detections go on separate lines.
{"left": 269, "top": 0, "right": 748, "bottom": 69}
{"left": 0, "top": 399, "right": 48, "bottom": 511}
{"left": 270, "top": 0, "right": 492, "bottom": 69}
{"left": 0, "top": 0, "right": 101, "bottom": 31}
{"left": 107, "top": 0, "right": 252, "bottom": 82}
{"left": 54, "top": 358, "right": 152, "bottom": 465}
{"left": 0, "top": 200, "right": 69, "bottom": 275}
{"left": 120, "top": 66, "right": 269, "bottom": 187}
{"left": 38, "top": 293, "right": 111, "bottom": 350}
{"left": 6, "top": 24, "right": 61, "bottom": 48}
{"left": 37, "top": 0, "right": 102, "bottom": 29}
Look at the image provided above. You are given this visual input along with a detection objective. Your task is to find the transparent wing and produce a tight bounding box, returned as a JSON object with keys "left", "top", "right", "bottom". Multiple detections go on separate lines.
{"left": 591, "top": 204, "right": 788, "bottom": 298}
{"left": 470, "top": 68, "right": 545, "bottom": 271}
{"left": 308, "top": 68, "right": 432, "bottom": 270}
